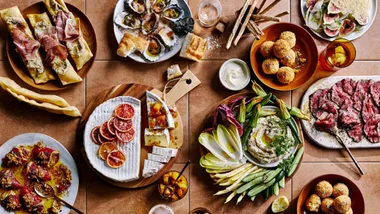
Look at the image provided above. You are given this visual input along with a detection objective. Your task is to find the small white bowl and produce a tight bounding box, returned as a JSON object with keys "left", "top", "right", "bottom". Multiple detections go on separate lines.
{"left": 219, "top": 58, "right": 251, "bottom": 91}
{"left": 148, "top": 204, "right": 174, "bottom": 214}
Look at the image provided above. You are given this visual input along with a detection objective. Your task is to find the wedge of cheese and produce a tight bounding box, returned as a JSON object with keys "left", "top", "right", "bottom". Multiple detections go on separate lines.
{"left": 148, "top": 153, "right": 171, "bottom": 163}
{"left": 146, "top": 91, "right": 175, "bottom": 130}
{"left": 152, "top": 146, "right": 178, "bottom": 157}
{"left": 142, "top": 159, "right": 164, "bottom": 178}
{"left": 167, "top": 64, "right": 182, "bottom": 80}
{"left": 144, "top": 128, "right": 170, "bottom": 147}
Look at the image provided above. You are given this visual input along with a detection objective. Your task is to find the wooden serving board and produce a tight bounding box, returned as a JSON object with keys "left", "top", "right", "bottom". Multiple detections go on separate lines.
{"left": 6, "top": 2, "right": 97, "bottom": 91}
{"left": 200, "top": 92, "right": 304, "bottom": 179}
{"left": 79, "top": 84, "right": 183, "bottom": 188}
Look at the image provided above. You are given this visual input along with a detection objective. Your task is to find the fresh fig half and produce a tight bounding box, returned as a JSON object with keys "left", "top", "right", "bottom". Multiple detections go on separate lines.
{"left": 306, "top": 0, "right": 318, "bottom": 10}
{"left": 339, "top": 19, "right": 356, "bottom": 37}
{"left": 327, "top": 1, "right": 340, "bottom": 14}
{"left": 323, "top": 12, "right": 339, "bottom": 25}
{"left": 355, "top": 14, "right": 369, "bottom": 25}
{"left": 324, "top": 26, "right": 339, "bottom": 37}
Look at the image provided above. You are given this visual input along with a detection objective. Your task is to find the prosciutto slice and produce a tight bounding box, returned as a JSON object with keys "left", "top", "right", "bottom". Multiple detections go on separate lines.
{"left": 11, "top": 27, "right": 40, "bottom": 61}
{"left": 55, "top": 11, "right": 79, "bottom": 41}
{"left": 37, "top": 26, "right": 68, "bottom": 65}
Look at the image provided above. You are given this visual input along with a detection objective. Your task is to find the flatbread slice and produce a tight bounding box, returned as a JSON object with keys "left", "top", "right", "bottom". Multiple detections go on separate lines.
{"left": 27, "top": 13, "right": 82, "bottom": 86}
{"left": 0, "top": 6, "right": 56, "bottom": 84}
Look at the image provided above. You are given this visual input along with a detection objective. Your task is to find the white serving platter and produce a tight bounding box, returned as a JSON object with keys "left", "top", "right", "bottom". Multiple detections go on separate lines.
{"left": 0, "top": 133, "right": 79, "bottom": 214}
{"left": 84, "top": 96, "right": 141, "bottom": 182}
{"left": 243, "top": 106, "right": 299, "bottom": 168}
{"left": 300, "top": 76, "right": 380, "bottom": 149}
{"left": 113, "top": 0, "right": 192, "bottom": 63}
{"left": 300, "top": 0, "right": 377, "bottom": 41}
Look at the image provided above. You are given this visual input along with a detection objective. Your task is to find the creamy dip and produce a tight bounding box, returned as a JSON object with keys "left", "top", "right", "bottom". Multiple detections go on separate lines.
{"left": 220, "top": 60, "right": 250, "bottom": 90}
{"left": 149, "top": 205, "right": 174, "bottom": 214}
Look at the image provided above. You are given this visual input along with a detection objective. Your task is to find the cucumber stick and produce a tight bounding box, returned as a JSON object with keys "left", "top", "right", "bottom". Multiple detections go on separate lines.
{"left": 273, "top": 182, "right": 280, "bottom": 196}
{"left": 287, "top": 146, "right": 304, "bottom": 177}
{"left": 248, "top": 178, "right": 276, "bottom": 197}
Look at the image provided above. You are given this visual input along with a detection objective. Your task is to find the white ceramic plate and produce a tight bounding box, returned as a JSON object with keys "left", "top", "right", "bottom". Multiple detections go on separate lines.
{"left": 300, "top": 0, "right": 377, "bottom": 41}
{"left": 113, "top": 0, "right": 192, "bottom": 63}
{"left": 300, "top": 76, "right": 380, "bottom": 149}
{"left": 243, "top": 106, "right": 299, "bottom": 168}
{"left": 84, "top": 96, "right": 141, "bottom": 182}
{"left": 0, "top": 133, "right": 79, "bottom": 214}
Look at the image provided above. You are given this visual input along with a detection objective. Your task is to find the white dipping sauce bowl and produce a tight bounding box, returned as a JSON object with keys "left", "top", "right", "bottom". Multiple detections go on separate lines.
{"left": 219, "top": 58, "right": 251, "bottom": 91}
{"left": 148, "top": 204, "right": 174, "bottom": 214}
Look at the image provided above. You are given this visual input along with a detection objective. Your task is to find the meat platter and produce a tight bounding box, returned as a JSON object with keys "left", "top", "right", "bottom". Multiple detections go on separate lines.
{"left": 301, "top": 76, "right": 380, "bottom": 149}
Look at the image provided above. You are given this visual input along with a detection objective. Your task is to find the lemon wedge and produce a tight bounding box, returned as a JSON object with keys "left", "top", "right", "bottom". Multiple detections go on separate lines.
{"left": 271, "top": 196, "right": 289, "bottom": 213}
{"left": 335, "top": 46, "right": 346, "bottom": 55}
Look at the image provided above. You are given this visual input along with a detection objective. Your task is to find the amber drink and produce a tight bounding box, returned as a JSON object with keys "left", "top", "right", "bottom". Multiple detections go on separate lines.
{"left": 319, "top": 38, "right": 356, "bottom": 72}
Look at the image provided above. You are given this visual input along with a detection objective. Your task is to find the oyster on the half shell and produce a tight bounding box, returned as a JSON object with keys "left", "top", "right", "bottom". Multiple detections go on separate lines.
{"left": 158, "top": 26, "right": 177, "bottom": 47}
{"left": 143, "top": 36, "right": 165, "bottom": 61}
{"left": 162, "top": 4, "right": 184, "bottom": 22}
{"left": 151, "top": 0, "right": 171, "bottom": 14}
{"left": 114, "top": 11, "right": 141, "bottom": 30}
{"left": 141, "top": 13, "right": 160, "bottom": 35}
{"left": 126, "top": 0, "right": 147, "bottom": 14}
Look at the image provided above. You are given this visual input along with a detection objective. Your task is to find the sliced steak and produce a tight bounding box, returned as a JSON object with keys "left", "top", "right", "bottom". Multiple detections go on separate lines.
{"left": 362, "top": 93, "right": 380, "bottom": 123}
{"left": 315, "top": 113, "right": 337, "bottom": 132}
{"left": 370, "top": 81, "right": 380, "bottom": 107}
{"left": 347, "top": 123, "right": 364, "bottom": 142}
{"left": 331, "top": 81, "right": 352, "bottom": 106}
{"left": 339, "top": 105, "right": 360, "bottom": 127}
{"left": 364, "top": 117, "right": 380, "bottom": 143}
{"left": 310, "top": 89, "right": 329, "bottom": 118}
{"left": 318, "top": 91, "right": 338, "bottom": 117}
{"left": 341, "top": 78, "right": 357, "bottom": 95}
{"left": 352, "top": 80, "right": 374, "bottom": 111}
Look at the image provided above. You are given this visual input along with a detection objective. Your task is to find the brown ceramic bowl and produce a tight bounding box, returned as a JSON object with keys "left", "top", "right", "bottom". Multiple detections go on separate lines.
{"left": 250, "top": 22, "right": 318, "bottom": 91}
{"left": 297, "top": 174, "right": 365, "bottom": 214}
{"left": 6, "top": 2, "right": 97, "bottom": 91}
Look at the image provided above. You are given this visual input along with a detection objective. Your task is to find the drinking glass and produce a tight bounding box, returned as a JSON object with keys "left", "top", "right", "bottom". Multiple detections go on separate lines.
{"left": 198, "top": 0, "right": 222, "bottom": 27}
{"left": 319, "top": 38, "right": 356, "bottom": 72}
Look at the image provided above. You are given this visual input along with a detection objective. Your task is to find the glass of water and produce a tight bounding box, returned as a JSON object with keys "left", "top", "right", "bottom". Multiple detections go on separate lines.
{"left": 198, "top": 0, "right": 222, "bottom": 28}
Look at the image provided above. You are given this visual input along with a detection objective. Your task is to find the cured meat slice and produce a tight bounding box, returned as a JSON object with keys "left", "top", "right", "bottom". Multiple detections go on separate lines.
{"left": 113, "top": 117, "right": 133, "bottom": 132}
{"left": 310, "top": 89, "right": 330, "bottom": 118}
{"left": 0, "top": 190, "right": 21, "bottom": 211}
{"left": 12, "top": 27, "right": 40, "bottom": 61}
{"left": 31, "top": 142, "right": 59, "bottom": 167}
{"left": 107, "top": 117, "right": 116, "bottom": 136}
{"left": 315, "top": 113, "right": 337, "bottom": 132}
{"left": 341, "top": 78, "right": 357, "bottom": 95}
{"left": 330, "top": 82, "right": 352, "bottom": 106}
{"left": 55, "top": 11, "right": 80, "bottom": 42}
{"left": 364, "top": 117, "right": 380, "bottom": 143}
{"left": 91, "top": 126, "right": 101, "bottom": 145}
{"left": 114, "top": 103, "right": 135, "bottom": 120}
{"left": 116, "top": 128, "right": 135, "bottom": 143}
{"left": 100, "top": 122, "right": 116, "bottom": 141}
{"left": 37, "top": 27, "right": 68, "bottom": 65}
{"left": 362, "top": 93, "right": 380, "bottom": 123}
{"left": 2, "top": 146, "right": 30, "bottom": 167}
{"left": 347, "top": 123, "right": 364, "bottom": 142}
{"left": 23, "top": 162, "right": 51, "bottom": 182}
{"left": 318, "top": 93, "right": 338, "bottom": 117}
{"left": 352, "top": 80, "right": 374, "bottom": 111}
{"left": 338, "top": 105, "right": 360, "bottom": 127}
{"left": 370, "top": 81, "right": 380, "bottom": 107}
{"left": 0, "top": 170, "right": 23, "bottom": 189}
{"left": 20, "top": 187, "right": 44, "bottom": 213}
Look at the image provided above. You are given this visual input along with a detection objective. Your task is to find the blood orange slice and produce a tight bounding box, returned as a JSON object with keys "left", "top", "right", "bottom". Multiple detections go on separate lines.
{"left": 106, "top": 150, "right": 126, "bottom": 168}
{"left": 100, "top": 122, "right": 115, "bottom": 141}
{"left": 91, "top": 126, "right": 101, "bottom": 145}
{"left": 98, "top": 142, "right": 118, "bottom": 160}
{"left": 114, "top": 104, "right": 135, "bottom": 120}
{"left": 97, "top": 132, "right": 107, "bottom": 144}
{"left": 113, "top": 117, "right": 133, "bottom": 132}
{"left": 115, "top": 128, "right": 135, "bottom": 143}
{"left": 107, "top": 117, "right": 116, "bottom": 135}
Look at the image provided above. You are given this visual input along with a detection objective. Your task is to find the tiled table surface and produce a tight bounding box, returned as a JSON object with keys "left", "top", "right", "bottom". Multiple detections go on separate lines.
{"left": 0, "top": 0, "right": 380, "bottom": 213}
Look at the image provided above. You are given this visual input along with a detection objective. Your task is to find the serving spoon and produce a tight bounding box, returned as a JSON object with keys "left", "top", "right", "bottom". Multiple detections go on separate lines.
{"left": 34, "top": 183, "right": 84, "bottom": 214}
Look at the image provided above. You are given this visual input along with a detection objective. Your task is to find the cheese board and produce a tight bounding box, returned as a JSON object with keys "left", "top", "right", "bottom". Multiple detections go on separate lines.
{"left": 79, "top": 71, "right": 200, "bottom": 188}
{"left": 300, "top": 76, "right": 380, "bottom": 149}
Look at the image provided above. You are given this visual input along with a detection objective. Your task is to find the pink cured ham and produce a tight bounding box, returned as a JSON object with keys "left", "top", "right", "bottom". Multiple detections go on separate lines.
{"left": 0, "top": 169, "right": 23, "bottom": 189}
{"left": 0, "top": 190, "right": 22, "bottom": 211}
{"left": 11, "top": 27, "right": 40, "bottom": 62}
{"left": 55, "top": 11, "right": 79, "bottom": 42}
{"left": 23, "top": 162, "right": 51, "bottom": 182}
{"left": 37, "top": 27, "right": 68, "bottom": 65}
{"left": 2, "top": 145, "right": 30, "bottom": 167}
{"left": 20, "top": 187, "right": 44, "bottom": 213}
{"left": 31, "top": 142, "right": 59, "bottom": 168}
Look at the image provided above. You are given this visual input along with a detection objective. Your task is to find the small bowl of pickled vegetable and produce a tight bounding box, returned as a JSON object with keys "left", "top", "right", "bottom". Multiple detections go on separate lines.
{"left": 158, "top": 171, "right": 188, "bottom": 202}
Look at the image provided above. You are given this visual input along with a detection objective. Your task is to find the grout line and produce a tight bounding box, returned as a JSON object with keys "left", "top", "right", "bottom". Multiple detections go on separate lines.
{"left": 302, "top": 161, "right": 380, "bottom": 164}
{"left": 187, "top": 60, "right": 191, "bottom": 213}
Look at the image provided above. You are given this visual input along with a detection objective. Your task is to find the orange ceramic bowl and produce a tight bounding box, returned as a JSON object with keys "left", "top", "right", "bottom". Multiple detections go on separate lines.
{"left": 250, "top": 22, "right": 318, "bottom": 91}
{"left": 297, "top": 174, "right": 365, "bottom": 214}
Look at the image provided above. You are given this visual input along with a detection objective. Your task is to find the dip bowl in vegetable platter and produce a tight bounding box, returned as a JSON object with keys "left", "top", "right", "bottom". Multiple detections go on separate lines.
{"left": 198, "top": 81, "right": 309, "bottom": 204}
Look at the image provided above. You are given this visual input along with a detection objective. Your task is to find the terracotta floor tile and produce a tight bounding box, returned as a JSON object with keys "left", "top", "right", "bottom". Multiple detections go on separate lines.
{"left": 292, "top": 61, "right": 380, "bottom": 162}
{"left": 290, "top": 0, "right": 380, "bottom": 60}
{"left": 189, "top": 163, "right": 292, "bottom": 214}
{"left": 71, "top": 164, "right": 87, "bottom": 214}
{"left": 292, "top": 163, "right": 380, "bottom": 214}
{"left": 86, "top": 163, "right": 190, "bottom": 214}
{"left": 0, "top": 61, "right": 85, "bottom": 161}
{"left": 189, "top": 0, "right": 290, "bottom": 60}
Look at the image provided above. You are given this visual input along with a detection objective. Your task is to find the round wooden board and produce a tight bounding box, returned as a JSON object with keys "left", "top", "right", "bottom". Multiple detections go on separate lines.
{"left": 199, "top": 92, "right": 304, "bottom": 181}
{"left": 6, "top": 2, "right": 97, "bottom": 91}
{"left": 79, "top": 84, "right": 183, "bottom": 188}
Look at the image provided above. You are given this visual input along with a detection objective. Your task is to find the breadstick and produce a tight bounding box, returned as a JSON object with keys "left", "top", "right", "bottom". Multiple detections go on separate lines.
{"left": 226, "top": 0, "right": 253, "bottom": 49}
{"left": 233, "top": 0, "right": 258, "bottom": 46}
{"left": 255, "top": 11, "right": 288, "bottom": 24}
{"left": 256, "top": 0, "right": 267, "bottom": 14}
{"left": 259, "top": 0, "right": 281, "bottom": 15}
{"left": 251, "top": 14, "right": 280, "bottom": 22}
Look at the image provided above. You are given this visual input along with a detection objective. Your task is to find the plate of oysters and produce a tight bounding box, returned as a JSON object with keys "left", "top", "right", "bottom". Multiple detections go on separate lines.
{"left": 113, "top": 0, "right": 193, "bottom": 63}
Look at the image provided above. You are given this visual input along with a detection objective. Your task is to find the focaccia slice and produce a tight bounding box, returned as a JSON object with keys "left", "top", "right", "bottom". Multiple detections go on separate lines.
{"left": 0, "top": 6, "right": 56, "bottom": 84}
{"left": 43, "top": 0, "right": 93, "bottom": 70}
{"left": 27, "top": 13, "right": 82, "bottom": 86}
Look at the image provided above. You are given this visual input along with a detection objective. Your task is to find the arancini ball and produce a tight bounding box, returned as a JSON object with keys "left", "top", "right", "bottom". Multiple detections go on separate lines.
{"left": 280, "top": 49, "right": 296, "bottom": 67}
{"left": 334, "top": 195, "right": 352, "bottom": 213}
{"left": 277, "top": 67, "right": 295, "bottom": 84}
{"left": 306, "top": 194, "right": 321, "bottom": 212}
{"left": 280, "top": 31, "right": 296, "bottom": 48}
{"left": 321, "top": 198, "right": 336, "bottom": 214}
{"left": 260, "top": 41, "right": 274, "bottom": 58}
{"left": 262, "top": 58, "right": 280, "bottom": 75}
{"left": 273, "top": 39, "right": 291, "bottom": 59}
{"left": 332, "top": 183, "right": 349, "bottom": 198}
{"left": 315, "top": 180, "right": 333, "bottom": 199}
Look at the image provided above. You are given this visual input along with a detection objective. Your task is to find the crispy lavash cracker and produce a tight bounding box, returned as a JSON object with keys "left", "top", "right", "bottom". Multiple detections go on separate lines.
{"left": 0, "top": 77, "right": 81, "bottom": 117}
